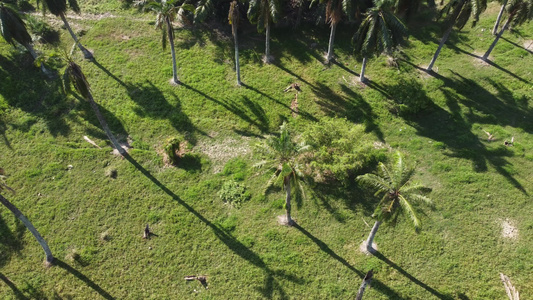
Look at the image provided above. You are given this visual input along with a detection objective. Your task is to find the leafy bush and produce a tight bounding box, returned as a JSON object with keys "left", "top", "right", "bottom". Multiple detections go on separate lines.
{"left": 218, "top": 180, "right": 250, "bottom": 208}
{"left": 302, "top": 117, "right": 385, "bottom": 184}
{"left": 164, "top": 137, "right": 181, "bottom": 165}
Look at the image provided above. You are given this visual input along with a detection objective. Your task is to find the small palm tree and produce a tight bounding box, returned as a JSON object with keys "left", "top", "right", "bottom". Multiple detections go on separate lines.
{"left": 247, "top": 0, "right": 281, "bottom": 63}
{"left": 37, "top": 0, "right": 93, "bottom": 59}
{"left": 63, "top": 60, "right": 125, "bottom": 155}
{"left": 0, "top": 168, "right": 54, "bottom": 264}
{"left": 426, "top": 0, "right": 487, "bottom": 71}
{"left": 255, "top": 122, "right": 310, "bottom": 226}
{"left": 483, "top": 0, "right": 532, "bottom": 60}
{"left": 0, "top": 3, "right": 52, "bottom": 77}
{"left": 137, "top": 0, "right": 194, "bottom": 85}
{"left": 353, "top": 0, "right": 407, "bottom": 82}
{"left": 356, "top": 151, "right": 433, "bottom": 254}
{"left": 229, "top": 1, "right": 242, "bottom": 85}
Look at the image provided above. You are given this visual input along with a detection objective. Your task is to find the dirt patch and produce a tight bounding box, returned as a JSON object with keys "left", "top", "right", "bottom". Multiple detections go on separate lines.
{"left": 500, "top": 219, "right": 518, "bottom": 240}
{"left": 524, "top": 40, "right": 533, "bottom": 51}
{"left": 195, "top": 136, "right": 251, "bottom": 173}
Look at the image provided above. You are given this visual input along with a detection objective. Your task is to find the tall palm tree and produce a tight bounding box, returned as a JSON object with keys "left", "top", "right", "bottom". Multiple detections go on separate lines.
{"left": 311, "top": 0, "right": 354, "bottom": 63}
{"left": 492, "top": 0, "right": 508, "bottom": 35}
{"left": 356, "top": 151, "right": 433, "bottom": 254}
{"left": 353, "top": 0, "right": 407, "bottom": 82}
{"left": 255, "top": 122, "right": 310, "bottom": 226}
{"left": 247, "top": 0, "right": 281, "bottom": 63}
{"left": 0, "top": 168, "right": 54, "bottom": 264}
{"left": 426, "top": 0, "right": 487, "bottom": 71}
{"left": 0, "top": 3, "right": 52, "bottom": 77}
{"left": 37, "top": 0, "right": 93, "bottom": 59}
{"left": 137, "top": 0, "right": 194, "bottom": 85}
{"left": 483, "top": 0, "right": 532, "bottom": 60}
{"left": 63, "top": 61, "right": 125, "bottom": 155}
{"left": 229, "top": 1, "right": 242, "bottom": 85}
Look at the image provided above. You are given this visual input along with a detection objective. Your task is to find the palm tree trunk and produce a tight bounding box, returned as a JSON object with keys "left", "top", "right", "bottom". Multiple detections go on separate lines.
{"left": 492, "top": 1, "right": 507, "bottom": 35}
{"left": 265, "top": 21, "right": 271, "bottom": 63}
{"left": 484, "top": 17, "right": 511, "bottom": 61}
{"left": 284, "top": 176, "right": 293, "bottom": 225}
{"left": 427, "top": 1, "right": 464, "bottom": 71}
{"left": 0, "top": 193, "right": 54, "bottom": 263}
{"left": 87, "top": 94, "right": 125, "bottom": 155}
{"left": 59, "top": 13, "right": 93, "bottom": 60}
{"left": 233, "top": 29, "right": 241, "bottom": 85}
{"left": 355, "top": 270, "right": 374, "bottom": 300}
{"left": 360, "top": 57, "right": 367, "bottom": 82}
{"left": 365, "top": 221, "right": 381, "bottom": 253}
{"left": 166, "top": 17, "right": 179, "bottom": 84}
{"left": 327, "top": 22, "right": 337, "bottom": 62}
{"left": 25, "top": 43, "right": 53, "bottom": 78}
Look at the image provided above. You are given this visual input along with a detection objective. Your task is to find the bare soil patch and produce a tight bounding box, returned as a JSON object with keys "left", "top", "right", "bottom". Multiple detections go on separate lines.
{"left": 500, "top": 218, "right": 518, "bottom": 240}
{"left": 195, "top": 136, "right": 252, "bottom": 173}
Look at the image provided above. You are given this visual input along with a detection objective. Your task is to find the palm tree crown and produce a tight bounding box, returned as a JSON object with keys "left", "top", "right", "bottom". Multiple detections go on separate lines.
{"left": 0, "top": 3, "right": 32, "bottom": 47}
{"left": 356, "top": 151, "right": 432, "bottom": 229}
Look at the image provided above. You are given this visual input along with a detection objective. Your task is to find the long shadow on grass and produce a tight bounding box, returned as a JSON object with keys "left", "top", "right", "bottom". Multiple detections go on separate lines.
{"left": 123, "top": 152, "right": 302, "bottom": 299}
{"left": 54, "top": 259, "right": 115, "bottom": 300}
{"left": 0, "top": 215, "right": 25, "bottom": 268}
{"left": 181, "top": 82, "right": 275, "bottom": 133}
{"left": 0, "top": 118, "right": 12, "bottom": 149}
{"left": 311, "top": 82, "right": 384, "bottom": 141}
{"left": 293, "top": 224, "right": 405, "bottom": 299}
{"left": 0, "top": 273, "right": 28, "bottom": 300}
{"left": 374, "top": 251, "right": 454, "bottom": 300}
{"left": 501, "top": 37, "right": 533, "bottom": 55}
{"left": 0, "top": 53, "right": 70, "bottom": 137}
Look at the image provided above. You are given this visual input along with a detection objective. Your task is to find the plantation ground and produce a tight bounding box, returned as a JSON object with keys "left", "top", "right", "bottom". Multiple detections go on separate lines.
{"left": 1, "top": 2, "right": 532, "bottom": 299}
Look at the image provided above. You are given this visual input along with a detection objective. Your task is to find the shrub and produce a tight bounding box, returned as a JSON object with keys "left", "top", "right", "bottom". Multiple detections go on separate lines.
{"left": 218, "top": 180, "right": 250, "bottom": 208}
{"left": 164, "top": 137, "right": 181, "bottom": 165}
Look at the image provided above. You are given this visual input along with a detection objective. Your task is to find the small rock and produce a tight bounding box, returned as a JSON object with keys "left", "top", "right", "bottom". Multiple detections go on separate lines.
{"left": 67, "top": 165, "right": 73, "bottom": 170}
{"left": 148, "top": 246, "right": 152, "bottom": 250}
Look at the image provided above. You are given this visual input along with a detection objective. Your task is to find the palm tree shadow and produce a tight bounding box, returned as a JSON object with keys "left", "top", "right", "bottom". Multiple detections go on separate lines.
{"left": 122, "top": 152, "right": 302, "bottom": 298}
{"left": 311, "top": 82, "right": 384, "bottom": 141}
{"left": 0, "top": 53, "right": 70, "bottom": 137}
{"left": 0, "top": 273, "right": 28, "bottom": 300}
{"left": 54, "top": 259, "right": 115, "bottom": 300}
{"left": 374, "top": 251, "right": 454, "bottom": 300}
{"left": 0, "top": 118, "right": 12, "bottom": 149}
{"left": 292, "top": 223, "right": 406, "bottom": 299}
{"left": 0, "top": 215, "right": 25, "bottom": 268}
{"left": 501, "top": 36, "right": 533, "bottom": 55}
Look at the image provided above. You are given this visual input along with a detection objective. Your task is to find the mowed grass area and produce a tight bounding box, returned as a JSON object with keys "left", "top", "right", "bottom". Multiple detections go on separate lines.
{"left": 1, "top": 2, "right": 532, "bottom": 299}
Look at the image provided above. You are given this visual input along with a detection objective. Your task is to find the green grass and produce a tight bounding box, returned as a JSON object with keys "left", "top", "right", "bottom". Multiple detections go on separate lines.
{"left": 1, "top": 2, "right": 533, "bottom": 299}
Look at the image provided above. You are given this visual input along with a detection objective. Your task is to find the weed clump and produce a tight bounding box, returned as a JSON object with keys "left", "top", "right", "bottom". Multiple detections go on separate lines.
{"left": 218, "top": 180, "right": 250, "bottom": 208}
{"left": 164, "top": 137, "right": 182, "bottom": 166}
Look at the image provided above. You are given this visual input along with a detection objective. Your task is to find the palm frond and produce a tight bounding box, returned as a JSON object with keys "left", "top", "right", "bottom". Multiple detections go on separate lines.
{"left": 356, "top": 173, "right": 392, "bottom": 193}
{"left": 0, "top": 4, "right": 32, "bottom": 47}
{"left": 194, "top": 0, "right": 213, "bottom": 23}
{"left": 68, "top": 0, "right": 81, "bottom": 14}
{"left": 398, "top": 194, "right": 421, "bottom": 230}
{"left": 65, "top": 61, "right": 91, "bottom": 100}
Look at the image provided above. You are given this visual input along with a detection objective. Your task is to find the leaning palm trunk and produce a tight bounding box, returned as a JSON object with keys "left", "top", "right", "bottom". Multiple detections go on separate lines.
{"left": 356, "top": 270, "right": 374, "bottom": 300}
{"left": 87, "top": 94, "right": 125, "bottom": 155}
{"left": 483, "top": 17, "right": 511, "bottom": 60}
{"left": 59, "top": 13, "right": 92, "bottom": 59}
{"left": 427, "top": 1, "right": 464, "bottom": 71}
{"left": 365, "top": 221, "right": 381, "bottom": 253}
{"left": 166, "top": 17, "right": 179, "bottom": 84}
{"left": 327, "top": 22, "right": 337, "bottom": 62}
{"left": 284, "top": 176, "right": 293, "bottom": 225}
{"left": 360, "top": 57, "right": 367, "bottom": 82}
{"left": 492, "top": 1, "right": 508, "bottom": 35}
{"left": 234, "top": 30, "right": 241, "bottom": 85}
{"left": 0, "top": 193, "right": 54, "bottom": 263}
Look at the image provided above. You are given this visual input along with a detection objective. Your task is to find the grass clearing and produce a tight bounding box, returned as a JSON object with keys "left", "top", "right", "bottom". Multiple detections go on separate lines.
{"left": 1, "top": 1, "right": 533, "bottom": 299}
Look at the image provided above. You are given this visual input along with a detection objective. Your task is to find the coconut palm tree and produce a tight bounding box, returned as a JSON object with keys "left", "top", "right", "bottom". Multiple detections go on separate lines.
{"left": 0, "top": 168, "right": 54, "bottom": 264}
{"left": 37, "top": 0, "right": 93, "bottom": 59}
{"left": 63, "top": 61, "right": 125, "bottom": 155}
{"left": 229, "top": 0, "right": 242, "bottom": 85}
{"left": 311, "top": 0, "right": 354, "bottom": 63}
{"left": 0, "top": 3, "right": 53, "bottom": 77}
{"left": 255, "top": 122, "right": 310, "bottom": 226}
{"left": 353, "top": 0, "right": 407, "bottom": 82}
{"left": 483, "top": 0, "right": 532, "bottom": 60}
{"left": 136, "top": 0, "right": 194, "bottom": 85}
{"left": 426, "top": 0, "right": 487, "bottom": 71}
{"left": 356, "top": 151, "right": 433, "bottom": 254}
{"left": 247, "top": 0, "right": 281, "bottom": 63}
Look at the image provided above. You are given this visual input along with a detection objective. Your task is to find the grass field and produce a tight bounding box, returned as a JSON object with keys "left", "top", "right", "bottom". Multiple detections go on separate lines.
{"left": 1, "top": 1, "right": 532, "bottom": 299}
